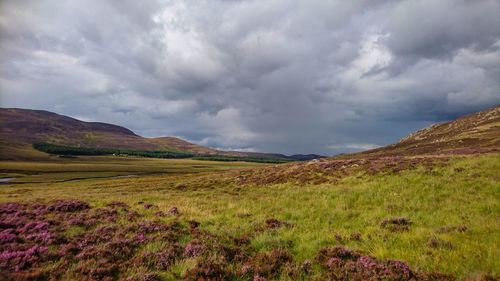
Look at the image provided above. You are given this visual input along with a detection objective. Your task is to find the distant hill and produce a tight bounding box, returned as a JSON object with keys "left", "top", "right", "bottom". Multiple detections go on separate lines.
{"left": 288, "top": 154, "right": 327, "bottom": 161}
{"left": 0, "top": 108, "right": 311, "bottom": 160}
{"left": 335, "top": 105, "right": 500, "bottom": 158}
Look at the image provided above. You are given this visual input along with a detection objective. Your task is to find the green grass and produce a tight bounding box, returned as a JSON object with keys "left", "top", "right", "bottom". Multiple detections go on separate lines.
{"left": 0, "top": 154, "right": 498, "bottom": 279}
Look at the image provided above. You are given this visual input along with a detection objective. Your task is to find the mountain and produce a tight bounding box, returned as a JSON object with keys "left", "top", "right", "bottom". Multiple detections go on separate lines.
{"left": 337, "top": 105, "right": 500, "bottom": 158}
{"left": 0, "top": 108, "right": 291, "bottom": 160}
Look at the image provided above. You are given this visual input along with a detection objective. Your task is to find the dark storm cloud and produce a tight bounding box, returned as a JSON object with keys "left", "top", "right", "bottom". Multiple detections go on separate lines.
{"left": 1, "top": 0, "right": 499, "bottom": 155}
{"left": 384, "top": 0, "right": 500, "bottom": 58}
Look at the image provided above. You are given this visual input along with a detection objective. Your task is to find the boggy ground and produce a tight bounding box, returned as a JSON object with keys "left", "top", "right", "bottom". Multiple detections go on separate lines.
{"left": 0, "top": 153, "right": 499, "bottom": 280}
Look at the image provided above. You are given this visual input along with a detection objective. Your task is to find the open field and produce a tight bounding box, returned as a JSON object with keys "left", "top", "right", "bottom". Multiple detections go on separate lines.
{"left": 0, "top": 156, "right": 268, "bottom": 184}
{"left": 0, "top": 153, "right": 499, "bottom": 280}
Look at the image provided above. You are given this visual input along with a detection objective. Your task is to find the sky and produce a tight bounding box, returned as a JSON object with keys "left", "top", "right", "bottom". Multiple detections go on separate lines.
{"left": 1, "top": 0, "right": 499, "bottom": 156}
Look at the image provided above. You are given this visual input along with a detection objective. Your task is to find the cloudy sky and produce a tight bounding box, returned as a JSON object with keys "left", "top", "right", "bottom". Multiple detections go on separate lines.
{"left": 1, "top": 0, "right": 499, "bottom": 155}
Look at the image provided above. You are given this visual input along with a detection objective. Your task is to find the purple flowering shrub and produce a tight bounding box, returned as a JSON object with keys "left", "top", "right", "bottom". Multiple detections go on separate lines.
{"left": 239, "top": 249, "right": 294, "bottom": 279}
{"left": 25, "top": 231, "right": 62, "bottom": 245}
{"left": 154, "top": 211, "right": 166, "bottom": 217}
{"left": 236, "top": 156, "right": 451, "bottom": 186}
{"left": 350, "top": 233, "right": 362, "bottom": 241}
{"left": 183, "top": 258, "right": 230, "bottom": 281}
{"left": 45, "top": 199, "right": 90, "bottom": 212}
{"left": 0, "top": 245, "right": 48, "bottom": 271}
{"left": 313, "top": 245, "right": 449, "bottom": 281}
{"left": 265, "top": 218, "right": 281, "bottom": 228}
{"left": 126, "top": 210, "right": 142, "bottom": 221}
{"left": 427, "top": 237, "right": 454, "bottom": 249}
{"left": 168, "top": 206, "right": 179, "bottom": 215}
{"left": 0, "top": 200, "right": 166, "bottom": 280}
{"left": 217, "top": 242, "right": 248, "bottom": 263}
{"left": 0, "top": 229, "right": 19, "bottom": 245}
{"left": 381, "top": 217, "right": 413, "bottom": 232}
{"left": 334, "top": 233, "right": 343, "bottom": 242}
{"left": 183, "top": 240, "right": 207, "bottom": 258}
{"left": 154, "top": 245, "right": 183, "bottom": 270}
{"left": 263, "top": 217, "right": 293, "bottom": 230}
{"left": 144, "top": 203, "right": 155, "bottom": 209}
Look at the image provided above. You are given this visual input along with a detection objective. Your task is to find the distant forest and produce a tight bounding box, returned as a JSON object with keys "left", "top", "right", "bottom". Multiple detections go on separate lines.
{"left": 32, "top": 143, "right": 294, "bottom": 163}
{"left": 32, "top": 142, "right": 192, "bottom": 158}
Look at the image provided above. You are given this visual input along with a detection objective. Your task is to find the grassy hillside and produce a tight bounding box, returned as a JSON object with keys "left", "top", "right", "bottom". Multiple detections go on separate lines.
{"left": 336, "top": 106, "right": 500, "bottom": 158}
{"left": 0, "top": 108, "right": 286, "bottom": 160}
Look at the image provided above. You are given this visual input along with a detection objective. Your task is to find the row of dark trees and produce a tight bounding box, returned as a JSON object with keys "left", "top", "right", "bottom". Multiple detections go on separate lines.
{"left": 32, "top": 143, "right": 192, "bottom": 158}
{"left": 33, "top": 142, "right": 295, "bottom": 163}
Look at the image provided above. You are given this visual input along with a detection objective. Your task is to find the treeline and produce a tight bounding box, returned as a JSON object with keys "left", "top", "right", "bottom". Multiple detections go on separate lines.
{"left": 32, "top": 143, "right": 192, "bottom": 159}
{"left": 33, "top": 142, "right": 295, "bottom": 163}
{"left": 192, "top": 155, "right": 294, "bottom": 163}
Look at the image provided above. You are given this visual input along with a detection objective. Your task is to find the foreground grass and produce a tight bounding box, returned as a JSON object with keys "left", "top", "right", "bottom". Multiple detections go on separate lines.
{"left": 0, "top": 154, "right": 499, "bottom": 279}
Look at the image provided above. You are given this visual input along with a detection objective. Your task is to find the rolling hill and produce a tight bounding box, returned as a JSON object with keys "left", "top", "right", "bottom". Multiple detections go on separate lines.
{"left": 337, "top": 105, "right": 500, "bottom": 158}
{"left": 0, "top": 108, "right": 297, "bottom": 160}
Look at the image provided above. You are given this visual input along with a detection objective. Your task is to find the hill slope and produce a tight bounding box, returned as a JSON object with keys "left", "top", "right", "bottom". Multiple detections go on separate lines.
{"left": 0, "top": 108, "right": 280, "bottom": 160}
{"left": 338, "top": 105, "right": 500, "bottom": 158}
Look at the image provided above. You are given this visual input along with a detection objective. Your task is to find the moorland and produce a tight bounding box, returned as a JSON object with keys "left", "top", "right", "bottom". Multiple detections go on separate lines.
{"left": 0, "top": 106, "right": 499, "bottom": 280}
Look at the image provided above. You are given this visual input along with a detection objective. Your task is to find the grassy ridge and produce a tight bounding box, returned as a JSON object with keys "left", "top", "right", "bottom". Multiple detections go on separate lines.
{"left": 0, "top": 154, "right": 498, "bottom": 279}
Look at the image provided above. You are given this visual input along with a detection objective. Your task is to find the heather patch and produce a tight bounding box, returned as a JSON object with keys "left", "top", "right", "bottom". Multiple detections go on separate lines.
{"left": 241, "top": 248, "right": 294, "bottom": 279}
{"left": 183, "top": 258, "right": 230, "bottom": 281}
{"left": 168, "top": 206, "right": 180, "bottom": 215}
{"left": 350, "top": 233, "right": 362, "bottom": 241}
{"left": 381, "top": 217, "right": 413, "bottom": 232}
{"left": 427, "top": 237, "right": 454, "bottom": 250}
{"left": 264, "top": 217, "right": 293, "bottom": 229}
{"left": 313, "top": 245, "right": 454, "bottom": 281}
{"left": 235, "top": 156, "right": 451, "bottom": 186}
{"left": 0, "top": 199, "right": 461, "bottom": 280}
{"left": 0, "top": 200, "right": 188, "bottom": 280}
{"left": 334, "top": 233, "right": 343, "bottom": 242}
{"left": 45, "top": 199, "right": 90, "bottom": 212}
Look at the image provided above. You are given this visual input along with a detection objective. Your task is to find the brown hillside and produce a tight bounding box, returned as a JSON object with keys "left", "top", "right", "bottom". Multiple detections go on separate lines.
{"left": 336, "top": 105, "right": 500, "bottom": 158}
{"left": 0, "top": 108, "right": 270, "bottom": 160}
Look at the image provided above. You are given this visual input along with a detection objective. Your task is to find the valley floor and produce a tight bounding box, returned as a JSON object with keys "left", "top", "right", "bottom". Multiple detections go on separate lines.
{"left": 0, "top": 154, "right": 499, "bottom": 280}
